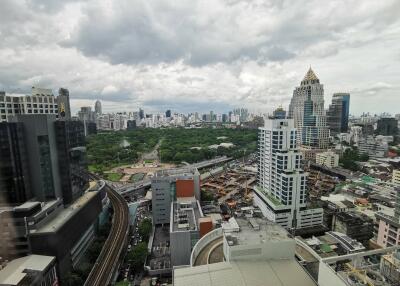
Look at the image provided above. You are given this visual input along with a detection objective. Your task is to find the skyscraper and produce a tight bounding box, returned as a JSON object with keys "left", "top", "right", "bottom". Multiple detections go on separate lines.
{"left": 376, "top": 117, "right": 398, "bottom": 136}
{"left": 94, "top": 99, "right": 102, "bottom": 115}
{"left": 3, "top": 114, "right": 88, "bottom": 204}
{"left": 54, "top": 120, "right": 88, "bottom": 205}
{"left": 165, "top": 109, "right": 171, "bottom": 118}
{"left": 288, "top": 68, "right": 330, "bottom": 150}
{"left": 327, "top": 93, "right": 350, "bottom": 136}
{"left": 57, "top": 88, "right": 71, "bottom": 120}
{"left": 139, "top": 108, "right": 144, "bottom": 120}
{"left": 0, "top": 122, "right": 32, "bottom": 205}
{"left": 253, "top": 116, "right": 323, "bottom": 230}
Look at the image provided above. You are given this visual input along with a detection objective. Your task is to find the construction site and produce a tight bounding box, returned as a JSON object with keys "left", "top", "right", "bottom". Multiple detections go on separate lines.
{"left": 200, "top": 169, "right": 257, "bottom": 219}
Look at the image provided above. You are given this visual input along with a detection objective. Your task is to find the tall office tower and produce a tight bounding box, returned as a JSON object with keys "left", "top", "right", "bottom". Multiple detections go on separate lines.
{"left": 376, "top": 117, "right": 399, "bottom": 136}
{"left": 209, "top": 111, "right": 214, "bottom": 122}
{"left": 166, "top": 109, "right": 171, "bottom": 118}
{"left": 5, "top": 114, "right": 87, "bottom": 204}
{"left": 8, "top": 115, "right": 62, "bottom": 201}
{"left": 253, "top": 117, "right": 323, "bottom": 230}
{"left": 0, "top": 122, "right": 32, "bottom": 205}
{"left": 288, "top": 68, "right": 330, "bottom": 151}
{"left": 94, "top": 99, "right": 102, "bottom": 115}
{"left": 77, "top": 106, "right": 95, "bottom": 122}
{"left": 327, "top": 93, "right": 350, "bottom": 136}
{"left": 233, "top": 108, "right": 249, "bottom": 122}
{"left": 54, "top": 120, "right": 88, "bottom": 205}
{"left": 0, "top": 87, "right": 64, "bottom": 122}
{"left": 57, "top": 88, "right": 71, "bottom": 119}
{"left": 139, "top": 108, "right": 144, "bottom": 119}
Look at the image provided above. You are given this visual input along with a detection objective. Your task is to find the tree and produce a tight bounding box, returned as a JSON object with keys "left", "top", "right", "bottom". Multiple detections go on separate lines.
{"left": 201, "top": 190, "right": 214, "bottom": 202}
{"left": 62, "top": 272, "right": 84, "bottom": 286}
{"left": 359, "top": 153, "right": 369, "bottom": 162}
{"left": 340, "top": 148, "right": 360, "bottom": 171}
{"left": 87, "top": 240, "right": 103, "bottom": 263}
{"left": 127, "top": 242, "right": 148, "bottom": 270}
{"left": 138, "top": 218, "right": 152, "bottom": 242}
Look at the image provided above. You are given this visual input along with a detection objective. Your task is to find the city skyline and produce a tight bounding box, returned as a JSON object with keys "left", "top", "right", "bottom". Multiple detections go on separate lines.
{"left": 1, "top": 1, "right": 400, "bottom": 115}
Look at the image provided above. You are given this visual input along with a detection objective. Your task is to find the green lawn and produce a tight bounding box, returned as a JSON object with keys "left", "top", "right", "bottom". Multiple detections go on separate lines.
{"left": 130, "top": 173, "right": 146, "bottom": 182}
{"left": 105, "top": 173, "right": 123, "bottom": 182}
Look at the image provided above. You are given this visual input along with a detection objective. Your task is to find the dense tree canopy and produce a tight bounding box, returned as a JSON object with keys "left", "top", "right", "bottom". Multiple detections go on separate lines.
{"left": 138, "top": 218, "right": 152, "bottom": 242}
{"left": 127, "top": 242, "right": 148, "bottom": 270}
{"left": 340, "top": 147, "right": 369, "bottom": 171}
{"left": 86, "top": 128, "right": 258, "bottom": 171}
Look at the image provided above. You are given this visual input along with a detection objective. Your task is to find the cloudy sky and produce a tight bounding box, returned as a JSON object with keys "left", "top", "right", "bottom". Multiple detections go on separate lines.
{"left": 1, "top": 0, "right": 399, "bottom": 115}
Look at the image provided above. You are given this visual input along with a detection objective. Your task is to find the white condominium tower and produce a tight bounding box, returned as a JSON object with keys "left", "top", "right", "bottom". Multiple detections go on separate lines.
{"left": 254, "top": 116, "right": 323, "bottom": 230}
{"left": 288, "top": 67, "right": 329, "bottom": 150}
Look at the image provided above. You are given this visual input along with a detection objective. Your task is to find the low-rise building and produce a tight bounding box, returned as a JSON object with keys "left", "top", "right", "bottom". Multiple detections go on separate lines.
{"left": 0, "top": 255, "right": 57, "bottom": 286}
{"left": 318, "top": 246, "right": 400, "bottom": 286}
{"left": 28, "top": 191, "right": 103, "bottom": 280}
{"left": 358, "top": 136, "right": 388, "bottom": 158}
{"left": 174, "top": 217, "right": 317, "bottom": 286}
{"left": 375, "top": 212, "right": 400, "bottom": 248}
{"left": 332, "top": 212, "right": 374, "bottom": 244}
{"left": 316, "top": 151, "right": 339, "bottom": 168}
{"left": 380, "top": 250, "right": 400, "bottom": 285}
{"left": 0, "top": 200, "right": 63, "bottom": 261}
{"left": 393, "top": 169, "right": 400, "bottom": 186}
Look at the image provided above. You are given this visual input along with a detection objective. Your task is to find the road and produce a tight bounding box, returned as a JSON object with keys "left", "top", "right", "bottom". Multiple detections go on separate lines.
{"left": 116, "top": 156, "right": 232, "bottom": 195}
{"left": 84, "top": 183, "right": 129, "bottom": 286}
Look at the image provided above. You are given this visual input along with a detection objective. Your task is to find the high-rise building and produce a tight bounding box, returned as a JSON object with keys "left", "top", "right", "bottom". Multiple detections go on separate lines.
{"left": 94, "top": 99, "right": 102, "bottom": 115}
{"left": 254, "top": 117, "right": 323, "bottom": 230}
{"left": 233, "top": 108, "right": 249, "bottom": 122}
{"left": 288, "top": 68, "right": 330, "bottom": 150}
{"left": 54, "top": 120, "right": 88, "bottom": 205}
{"left": 57, "top": 88, "right": 71, "bottom": 120}
{"left": 2, "top": 115, "right": 88, "bottom": 204}
{"left": 139, "top": 108, "right": 144, "bottom": 120}
{"left": 0, "top": 122, "right": 32, "bottom": 205}
{"left": 8, "top": 115, "right": 62, "bottom": 202}
{"left": 77, "top": 106, "right": 95, "bottom": 122}
{"left": 327, "top": 93, "right": 350, "bottom": 136}
{"left": 166, "top": 109, "right": 171, "bottom": 118}
{"left": 0, "top": 87, "right": 68, "bottom": 122}
{"left": 376, "top": 117, "right": 398, "bottom": 136}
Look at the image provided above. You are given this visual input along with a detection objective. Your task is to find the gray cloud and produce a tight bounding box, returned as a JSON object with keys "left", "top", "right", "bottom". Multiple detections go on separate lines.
{"left": 63, "top": 0, "right": 400, "bottom": 67}
{"left": 0, "top": 0, "right": 399, "bottom": 116}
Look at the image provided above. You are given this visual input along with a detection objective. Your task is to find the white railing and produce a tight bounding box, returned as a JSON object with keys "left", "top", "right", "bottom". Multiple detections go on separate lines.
{"left": 294, "top": 237, "right": 322, "bottom": 262}
{"left": 190, "top": 227, "right": 223, "bottom": 266}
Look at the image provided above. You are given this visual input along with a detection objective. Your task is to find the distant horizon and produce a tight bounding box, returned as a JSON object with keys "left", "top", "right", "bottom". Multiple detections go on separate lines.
{"left": 1, "top": 1, "right": 399, "bottom": 117}
{"left": 3, "top": 89, "right": 398, "bottom": 118}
